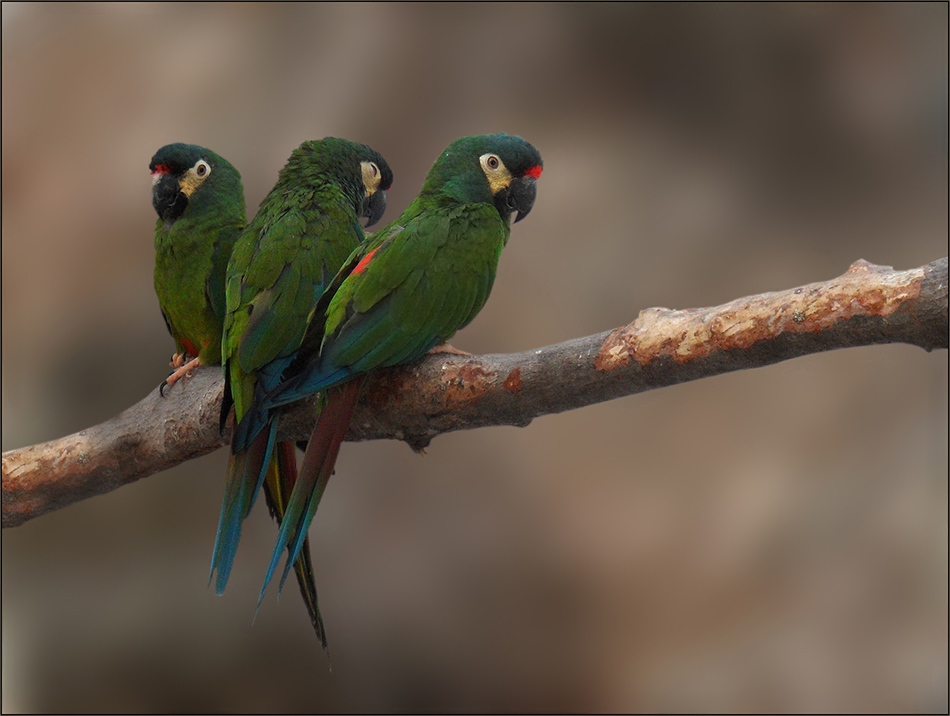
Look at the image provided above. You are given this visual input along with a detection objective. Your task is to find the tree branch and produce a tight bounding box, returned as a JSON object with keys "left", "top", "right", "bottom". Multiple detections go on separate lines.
{"left": 4, "top": 258, "right": 947, "bottom": 528}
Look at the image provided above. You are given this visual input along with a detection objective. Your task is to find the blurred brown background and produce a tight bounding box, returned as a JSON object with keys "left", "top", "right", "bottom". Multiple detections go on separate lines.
{"left": 2, "top": 3, "right": 947, "bottom": 712}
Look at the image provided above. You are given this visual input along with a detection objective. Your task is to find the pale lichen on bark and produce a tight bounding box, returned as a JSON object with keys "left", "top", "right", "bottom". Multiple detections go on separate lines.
{"left": 595, "top": 259, "right": 929, "bottom": 371}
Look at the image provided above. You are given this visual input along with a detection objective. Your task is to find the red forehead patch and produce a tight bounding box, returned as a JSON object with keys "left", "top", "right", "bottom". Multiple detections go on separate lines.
{"left": 524, "top": 165, "right": 542, "bottom": 179}
{"left": 151, "top": 164, "right": 172, "bottom": 176}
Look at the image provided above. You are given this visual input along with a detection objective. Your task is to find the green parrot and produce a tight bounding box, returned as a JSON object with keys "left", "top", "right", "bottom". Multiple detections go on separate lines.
{"left": 246, "top": 133, "right": 542, "bottom": 604}
{"left": 150, "top": 143, "right": 245, "bottom": 393}
{"left": 150, "top": 143, "right": 336, "bottom": 642}
{"left": 213, "top": 138, "right": 393, "bottom": 649}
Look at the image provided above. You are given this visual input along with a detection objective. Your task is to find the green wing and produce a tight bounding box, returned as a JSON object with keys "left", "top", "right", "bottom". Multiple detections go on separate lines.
{"left": 326, "top": 203, "right": 505, "bottom": 371}
{"left": 223, "top": 205, "right": 363, "bottom": 418}
{"left": 267, "top": 201, "right": 508, "bottom": 409}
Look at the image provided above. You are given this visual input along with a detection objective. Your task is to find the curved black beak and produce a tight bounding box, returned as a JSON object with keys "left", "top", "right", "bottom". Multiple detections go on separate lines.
{"left": 362, "top": 189, "right": 387, "bottom": 228}
{"left": 152, "top": 174, "right": 188, "bottom": 223}
{"left": 507, "top": 175, "right": 537, "bottom": 223}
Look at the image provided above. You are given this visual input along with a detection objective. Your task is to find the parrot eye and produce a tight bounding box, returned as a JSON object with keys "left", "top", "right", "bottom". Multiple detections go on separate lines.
{"left": 479, "top": 153, "right": 512, "bottom": 195}
{"left": 178, "top": 160, "right": 213, "bottom": 198}
{"left": 479, "top": 153, "right": 505, "bottom": 174}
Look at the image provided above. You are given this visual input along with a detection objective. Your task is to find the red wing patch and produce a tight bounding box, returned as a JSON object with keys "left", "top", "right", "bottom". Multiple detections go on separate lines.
{"left": 351, "top": 247, "right": 379, "bottom": 276}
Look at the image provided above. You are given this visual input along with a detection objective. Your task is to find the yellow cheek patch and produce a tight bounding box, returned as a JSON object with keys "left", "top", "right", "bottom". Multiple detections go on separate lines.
{"left": 485, "top": 171, "right": 512, "bottom": 195}
{"left": 179, "top": 171, "right": 204, "bottom": 198}
{"left": 479, "top": 153, "right": 512, "bottom": 195}
{"left": 179, "top": 162, "right": 211, "bottom": 197}
{"left": 361, "top": 161, "right": 381, "bottom": 196}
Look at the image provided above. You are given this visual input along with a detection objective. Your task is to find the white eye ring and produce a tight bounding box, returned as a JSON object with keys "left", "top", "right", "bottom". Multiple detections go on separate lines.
{"left": 195, "top": 160, "right": 211, "bottom": 178}
{"left": 367, "top": 162, "right": 379, "bottom": 178}
{"left": 480, "top": 153, "right": 503, "bottom": 172}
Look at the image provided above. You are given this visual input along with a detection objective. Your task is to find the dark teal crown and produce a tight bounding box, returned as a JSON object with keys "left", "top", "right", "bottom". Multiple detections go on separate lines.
{"left": 149, "top": 143, "right": 238, "bottom": 178}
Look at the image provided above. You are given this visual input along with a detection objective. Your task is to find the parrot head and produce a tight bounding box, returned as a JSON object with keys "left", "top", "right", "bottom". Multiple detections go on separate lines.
{"left": 279, "top": 138, "right": 394, "bottom": 228}
{"left": 149, "top": 143, "right": 242, "bottom": 224}
{"left": 423, "top": 133, "right": 543, "bottom": 224}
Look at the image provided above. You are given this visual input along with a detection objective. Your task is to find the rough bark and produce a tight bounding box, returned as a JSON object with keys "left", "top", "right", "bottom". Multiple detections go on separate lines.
{"left": 3, "top": 258, "right": 947, "bottom": 528}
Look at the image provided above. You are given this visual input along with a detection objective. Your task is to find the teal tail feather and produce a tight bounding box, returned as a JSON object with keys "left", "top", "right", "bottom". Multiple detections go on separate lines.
{"left": 210, "top": 418, "right": 277, "bottom": 594}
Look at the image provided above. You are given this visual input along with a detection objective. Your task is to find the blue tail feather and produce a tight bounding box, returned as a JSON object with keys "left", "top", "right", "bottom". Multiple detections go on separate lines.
{"left": 211, "top": 418, "right": 278, "bottom": 595}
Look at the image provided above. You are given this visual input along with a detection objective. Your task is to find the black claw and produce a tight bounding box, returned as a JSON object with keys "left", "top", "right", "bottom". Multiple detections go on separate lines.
{"left": 160, "top": 380, "right": 169, "bottom": 398}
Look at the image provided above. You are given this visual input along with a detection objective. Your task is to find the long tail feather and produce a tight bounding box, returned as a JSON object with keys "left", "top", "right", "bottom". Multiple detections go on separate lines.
{"left": 258, "top": 377, "right": 366, "bottom": 608}
{"left": 210, "top": 418, "right": 277, "bottom": 594}
{"left": 243, "top": 417, "right": 278, "bottom": 519}
{"left": 262, "top": 440, "right": 329, "bottom": 651}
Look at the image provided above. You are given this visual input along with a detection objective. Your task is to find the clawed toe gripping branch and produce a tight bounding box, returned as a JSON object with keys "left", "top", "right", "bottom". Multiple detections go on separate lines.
{"left": 3, "top": 257, "right": 947, "bottom": 528}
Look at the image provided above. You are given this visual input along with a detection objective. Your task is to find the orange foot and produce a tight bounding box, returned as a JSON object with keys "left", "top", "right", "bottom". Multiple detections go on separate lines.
{"left": 160, "top": 356, "right": 202, "bottom": 397}
{"left": 169, "top": 351, "right": 196, "bottom": 369}
{"left": 427, "top": 343, "right": 471, "bottom": 357}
